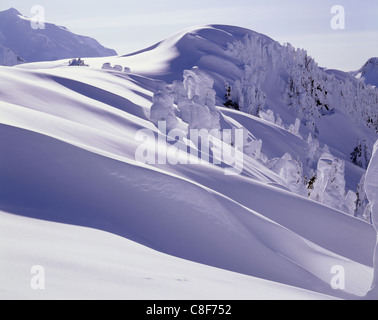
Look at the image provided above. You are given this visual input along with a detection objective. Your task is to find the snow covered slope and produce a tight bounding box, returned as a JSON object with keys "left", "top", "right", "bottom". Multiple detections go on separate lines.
{"left": 0, "top": 211, "right": 335, "bottom": 300}
{"left": 1, "top": 24, "right": 377, "bottom": 300}
{"left": 0, "top": 8, "right": 116, "bottom": 66}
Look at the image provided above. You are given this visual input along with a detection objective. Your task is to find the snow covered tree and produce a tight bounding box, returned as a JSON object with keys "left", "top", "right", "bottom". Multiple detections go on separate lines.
{"left": 288, "top": 118, "right": 302, "bottom": 138}
{"left": 364, "top": 140, "right": 378, "bottom": 299}
{"left": 285, "top": 51, "right": 334, "bottom": 133}
{"left": 158, "top": 67, "right": 221, "bottom": 134}
{"left": 244, "top": 138, "right": 265, "bottom": 161}
{"left": 229, "top": 78, "right": 266, "bottom": 116}
{"left": 150, "top": 86, "right": 178, "bottom": 131}
{"left": 224, "top": 82, "right": 240, "bottom": 110}
{"left": 351, "top": 139, "right": 372, "bottom": 169}
{"left": 307, "top": 175, "right": 317, "bottom": 196}
{"left": 225, "top": 35, "right": 268, "bottom": 116}
{"left": 309, "top": 149, "right": 348, "bottom": 212}
{"left": 270, "top": 153, "right": 306, "bottom": 196}
{"left": 225, "top": 31, "right": 378, "bottom": 137}
{"left": 181, "top": 67, "right": 221, "bottom": 131}
{"left": 259, "top": 109, "right": 275, "bottom": 124}
{"left": 355, "top": 173, "right": 369, "bottom": 220}
{"left": 306, "top": 133, "right": 320, "bottom": 167}
{"left": 69, "top": 58, "right": 86, "bottom": 66}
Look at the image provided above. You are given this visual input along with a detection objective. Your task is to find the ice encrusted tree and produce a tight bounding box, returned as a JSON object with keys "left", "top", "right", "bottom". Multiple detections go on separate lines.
{"left": 364, "top": 140, "right": 378, "bottom": 300}
{"left": 288, "top": 118, "right": 302, "bottom": 139}
{"left": 285, "top": 53, "right": 334, "bottom": 132}
{"left": 258, "top": 109, "right": 275, "bottom": 124}
{"left": 355, "top": 173, "right": 370, "bottom": 220}
{"left": 225, "top": 34, "right": 269, "bottom": 116}
{"left": 224, "top": 81, "right": 240, "bottom": 110}
{"left": 309, "top": 149, "right": 353, "bottom": 213}
{"left": 69, "top": 58, "right": 86, "bottom": 66}
{"left": 170, "top": 67, "right": 221, "bottom": 132}
{"left": 284, "top": 50, "right": 378, "bottom": 135}
{"left": 244, "top": 138, "right": 266, "bottom": 162}
{"left": 150, "top": 85, "right": 179, "bottom": 131}
{"left": 350, "top": 139, "right": 372, "bottom": 169}
{"left": 341, "top": 79, "right": 378, "bottom": 134}
{"left": 258, "top": 109, "right": 284, "bottom": 129}
{"left": 306, "top": 133, "right": 320, "bottom": 167}
{"left": 151, "top": 67, "right": 222, "bottom": 135}
{"left": 269, "top": 153, "right": 306, "bottom": 196}
{"left": 180, "top": 67, "right": 221, "bottom": 131}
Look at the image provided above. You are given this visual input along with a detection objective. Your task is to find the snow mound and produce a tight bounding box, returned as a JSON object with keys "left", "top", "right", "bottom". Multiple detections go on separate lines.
{"left": 0, "top": 211, "right": 335, "bottom": 300}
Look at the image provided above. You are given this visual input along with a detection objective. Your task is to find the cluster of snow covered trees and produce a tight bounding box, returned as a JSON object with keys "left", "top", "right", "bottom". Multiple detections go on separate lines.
{"left": 150, "top": 67, "right": 221, "bottom": 133}
{"left": 340, "top": 78, "right": 378, "bottom": 134}
{"left": 221, "top": 34, "right": 378, "bottom": 220}
{"left": 350, "top": 139, "right": 371, "bottom": 169}
{"left": 268, "top": 139, "right": 359, "bottom": 216}
{"left": 102, "top": 62, "right": 131, "bottom": 73}
{"left": 224, "top": 34, "right": 378, "bottom": 136}
{"left": 68, "top": 58, "right": 86, "bottom": 66}
{"left": 150, "top": 64, "right": 376, "bottom": 223}
{"left": 307, "top": 148, "right": 356, "bottom": 215}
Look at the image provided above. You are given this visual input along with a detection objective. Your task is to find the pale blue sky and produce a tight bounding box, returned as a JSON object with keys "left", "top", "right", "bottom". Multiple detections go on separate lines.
{"left": 1, "top": 0, "right": 377, "bottom": 71}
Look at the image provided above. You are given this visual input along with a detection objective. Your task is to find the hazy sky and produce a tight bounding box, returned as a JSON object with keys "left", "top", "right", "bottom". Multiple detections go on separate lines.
{"left": 1, "top": 0, "right": 377, "bottom": 71}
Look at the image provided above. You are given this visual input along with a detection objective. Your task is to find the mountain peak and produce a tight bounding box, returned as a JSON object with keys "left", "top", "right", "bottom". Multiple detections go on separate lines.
{"left": 365, "top": 57, "right": 378, "bottom": 66}
{"left": 354, "top": 57, "right": 378, "bottom": 87}
{"left": 1, "top": 7, "right": 21, "bottom": 16}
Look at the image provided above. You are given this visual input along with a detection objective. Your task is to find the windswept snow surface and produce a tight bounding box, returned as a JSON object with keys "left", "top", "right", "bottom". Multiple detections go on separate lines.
{"left": 0, "top": 211, "right": 334, "bottom": 300}
{"left": 1, "top": 24, "right": 377, "bottom": 300}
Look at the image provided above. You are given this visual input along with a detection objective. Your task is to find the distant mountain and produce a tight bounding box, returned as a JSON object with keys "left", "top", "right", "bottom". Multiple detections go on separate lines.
{"left": 0, "top": 8, "right": 117, "bottom": 66}
{"left": 351, "top": 58, "right": 378, "bottom": 87}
